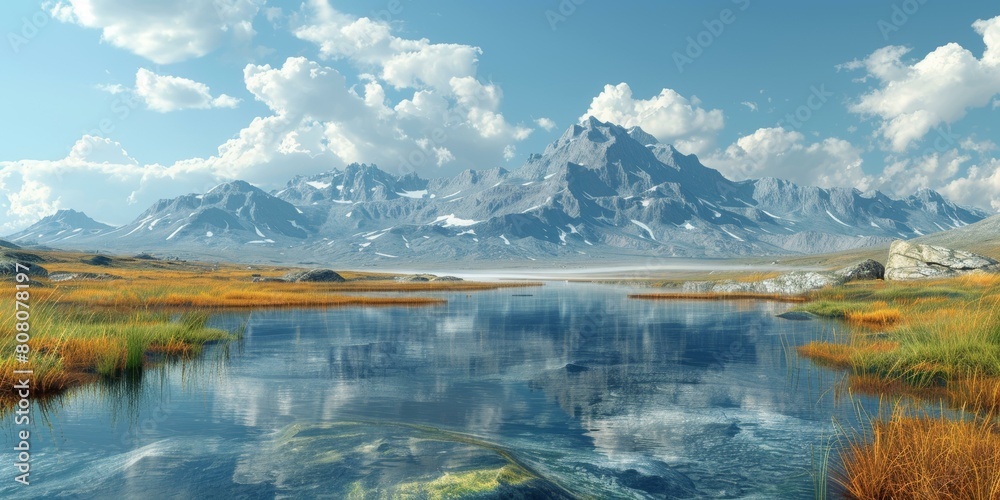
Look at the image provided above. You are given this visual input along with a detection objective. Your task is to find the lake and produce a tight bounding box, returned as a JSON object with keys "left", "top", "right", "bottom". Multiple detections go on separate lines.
{"left": 3, "top": 283, "right": 878, "bottom": 498}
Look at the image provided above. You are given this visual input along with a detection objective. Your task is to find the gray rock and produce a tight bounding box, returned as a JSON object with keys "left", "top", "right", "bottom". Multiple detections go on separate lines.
{"left": 709, "top": 271, "right": 844, "bottom": 295}
{"left": 252, "top": 277, "right": 288, "bottom": 283}
{"left": 430, "top": 275, "right": 463, "bottom": 282}
{"left": 395, "top": 275, "right": 432, "bottom": 282}
{"left": 681, "top": 281, "right": 714, "bottom": 293}
{"left": 49, "top": 272, "right": 122, "bottom": 282}
{"left": 776, "top": 311, "right": 817, "bottom": 321}
{"left": 885, "top": 240, "right": 999, "bottom": 281}
{"left": 0, "top": 260, "right": 48, "bottom": 278}
{"left": 283, "top": 269, "right": 345, "bottom": 282}
{"left": 835, "top": 259, "right": 885, "bottom": 282}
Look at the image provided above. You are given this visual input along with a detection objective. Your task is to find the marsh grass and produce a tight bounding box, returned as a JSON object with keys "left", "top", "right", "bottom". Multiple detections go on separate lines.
{"left": 835, "top": 408, "right": 1000, "bottom": 499}
{"left": 0, "top": 293, "right": 234, "bottom": 401}
{"left": 792, "top": 274, "right": 1000, "bottom": 498}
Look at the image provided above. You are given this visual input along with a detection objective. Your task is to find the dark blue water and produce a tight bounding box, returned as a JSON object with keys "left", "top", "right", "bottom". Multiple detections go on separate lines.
{"left": 2, "top": 283, "right": 877, "bottom": 498}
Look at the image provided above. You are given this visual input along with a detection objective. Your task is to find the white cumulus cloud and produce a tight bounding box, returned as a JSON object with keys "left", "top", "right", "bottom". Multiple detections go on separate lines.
{"left": 845, "top": 16, "right": 1000, "bottom": 152}
{"left": 876, "top": 150, "right": 971, "bottom": 198}
{"left": 704, "top": 127, "right": 871, "bottom": 190}
{"left": 941, "top": 158, "right": 1000, "bottom": 211}
{"left": 134, "top": 68, "right": 240, "bottom": 112}
{"left": 48, "top": 0, "right": 261, "bottom": 64}
{"left": 294, "top": 1, "right": 481, "bottom": 92}
{"left": 581, "top": 83, "right": 724, "bottom": 155}
{"left": 0, "top": 136, "right": 220, "bottom": 233}
{"left": 535, "top": 117, "right": 556, "bottom": 131}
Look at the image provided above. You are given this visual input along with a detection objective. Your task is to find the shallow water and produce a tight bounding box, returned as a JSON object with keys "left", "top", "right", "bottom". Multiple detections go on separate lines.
{"left": 3, "top": 283, "right": 877, "bottom": 498}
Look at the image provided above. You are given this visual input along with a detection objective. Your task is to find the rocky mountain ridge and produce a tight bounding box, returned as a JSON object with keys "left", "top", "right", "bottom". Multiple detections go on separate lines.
{"left": 6, "top": 119, "right": 991, "bottom": 265}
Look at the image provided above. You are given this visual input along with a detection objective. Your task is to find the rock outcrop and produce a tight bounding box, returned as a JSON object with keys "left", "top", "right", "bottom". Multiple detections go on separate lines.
{"left": 0, "top": 260, "right": 48, "bottom": 278}
{"left": 252, "top": 277, "right": 287, "bottom": 283}
{"left": 688, "top": 272, "right": 843, "bottom": 295}
{"left": 885, "top": 240, "right": 999, "bottom": 281}
{"left": 395, "top": 274, "right": 464, "bottom": 282}
{"left": 683, "top": 259, "right": 885, "bottom": 295}
{"left": 49, "top": 272, "right": 122, "bottom": 282}
{"left": 283, "top": 269, "right": 345, "bottom": 282}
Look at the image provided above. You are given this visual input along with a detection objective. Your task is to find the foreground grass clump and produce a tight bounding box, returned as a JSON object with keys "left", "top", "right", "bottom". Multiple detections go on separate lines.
{"left": 0, "top": 294, "right": 232, "bottom": 402}
{"left": 837, "top": 410, "right": 1000, "bottom": 499}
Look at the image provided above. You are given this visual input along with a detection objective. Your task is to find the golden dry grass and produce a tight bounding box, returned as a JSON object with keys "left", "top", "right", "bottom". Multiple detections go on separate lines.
{"left": 950, "top": 374, "right": 1000, "bottom": 416}
{"left": 797, "top": 341, "right": 900, "bottom": 370}
{"left": 837, "top": 412, "right": 1000, "bottom": 499}
{"left": 845, "top": 308, "right": 902, "bottom": 328}
{"left": 39, "top": 261, "right": 532, "bottom": 310}
{"left": 797, "top": 342, "right": 856, "bottom": 369}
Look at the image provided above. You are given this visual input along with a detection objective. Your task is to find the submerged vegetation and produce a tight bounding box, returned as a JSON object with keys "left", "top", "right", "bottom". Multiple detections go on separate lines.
{"left": 0, "top": 249, "right": 536, "bottom": 408}
{"left": 792, "top": 273, "right": 1000, "bottom": 497}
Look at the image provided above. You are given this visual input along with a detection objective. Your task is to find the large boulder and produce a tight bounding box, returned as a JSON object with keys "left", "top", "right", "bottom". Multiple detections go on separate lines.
{"left": 835, "top": 259, "right": 885, "bottom": 282}
{"left": 885, "top": 240, "right": 999, "bottom": 281}
{"left": 283, "top": 269, "right": 345, "bottom": 282}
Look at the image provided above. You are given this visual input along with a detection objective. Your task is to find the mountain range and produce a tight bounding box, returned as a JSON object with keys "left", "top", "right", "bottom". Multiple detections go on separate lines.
{"left": 7, "top": 118, "right": 991, "bottom": 265}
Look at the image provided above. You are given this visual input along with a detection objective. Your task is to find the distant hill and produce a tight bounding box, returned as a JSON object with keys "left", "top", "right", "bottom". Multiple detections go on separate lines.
{"left": 912, "top": 214, "right": 1000, "bottom": 259}
{"left": 7, "top": 209, "right": 114, "bottom": 246}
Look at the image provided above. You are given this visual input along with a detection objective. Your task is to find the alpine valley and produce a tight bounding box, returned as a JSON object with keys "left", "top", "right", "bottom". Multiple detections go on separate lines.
{"left": 7, "top": 119, "right": 989, "bottom": 266}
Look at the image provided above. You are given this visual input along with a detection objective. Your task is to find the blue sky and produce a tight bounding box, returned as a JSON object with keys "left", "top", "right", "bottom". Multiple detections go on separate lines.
{"left": 2, "top": 0, "right": 1000, "bottom": 231}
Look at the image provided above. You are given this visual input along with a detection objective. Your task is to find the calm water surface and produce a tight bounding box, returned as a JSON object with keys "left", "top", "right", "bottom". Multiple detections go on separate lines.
{"left": 3, "top": 283, "right": 878, "bottom": 498}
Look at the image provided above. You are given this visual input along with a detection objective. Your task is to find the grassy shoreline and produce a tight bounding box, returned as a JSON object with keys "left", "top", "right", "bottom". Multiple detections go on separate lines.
{"left": 790, "top": 274, "right": 1000, "bottom": 497}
